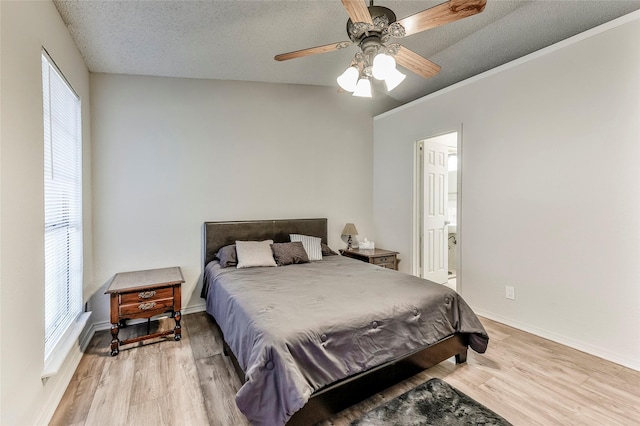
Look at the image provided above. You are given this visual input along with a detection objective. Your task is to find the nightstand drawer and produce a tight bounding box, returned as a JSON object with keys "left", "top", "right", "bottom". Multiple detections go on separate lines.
{"left": 119, "top": 297, "right": 174, "bottom": 316}
{"left": 372, "top": 256, "right": 393, "bottom": 265}
{"left": 120, "top": 287, "right": 174, "bottom": 305}
{"left": 340, "top": 248, "right": 398, "bottom": 271}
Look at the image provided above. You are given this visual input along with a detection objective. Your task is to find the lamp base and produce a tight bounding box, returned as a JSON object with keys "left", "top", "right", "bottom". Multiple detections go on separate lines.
{"left": 347, "top": 235, "right": 353, "bottom": 250}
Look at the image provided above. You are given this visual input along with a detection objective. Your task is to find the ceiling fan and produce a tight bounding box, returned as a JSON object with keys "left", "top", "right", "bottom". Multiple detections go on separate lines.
{"left": 274, "top": 0, "right": 487, "bottom": 97}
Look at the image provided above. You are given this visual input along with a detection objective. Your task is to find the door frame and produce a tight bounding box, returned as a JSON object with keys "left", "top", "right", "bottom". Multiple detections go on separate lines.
{"left": 413, "top": 125, "right": 463, "bottom": 291}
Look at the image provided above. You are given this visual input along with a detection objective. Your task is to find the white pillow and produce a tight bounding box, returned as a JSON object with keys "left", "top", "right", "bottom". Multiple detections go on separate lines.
{"left": 290, "top": 234, "right": 323, "bottom": 261}
{"left": 235, "top": 240, "right": 277, "bottom": 269}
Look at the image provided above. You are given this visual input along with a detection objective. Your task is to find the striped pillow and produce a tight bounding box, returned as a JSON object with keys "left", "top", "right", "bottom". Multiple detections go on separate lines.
{"left": 290, "top": 234, "right": 323, "bottom": 261}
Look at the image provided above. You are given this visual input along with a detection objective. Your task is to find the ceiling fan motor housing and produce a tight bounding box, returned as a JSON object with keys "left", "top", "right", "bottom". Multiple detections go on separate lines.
{"left": 359, "top": 36, "right": 383, "bottom": 76}
{"left": 346, "top": 6, "right": 397, "bottom": 43}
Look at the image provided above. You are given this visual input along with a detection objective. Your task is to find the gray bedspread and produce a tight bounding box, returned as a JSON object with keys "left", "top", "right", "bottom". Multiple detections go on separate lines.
{"left": 204, "top": 256, "right": 488, "bottom": 426}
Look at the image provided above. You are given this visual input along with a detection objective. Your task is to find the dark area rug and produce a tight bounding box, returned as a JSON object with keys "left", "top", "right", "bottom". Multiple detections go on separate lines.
{"left": 351, "top": 378, "right": 512, "bottom": 426}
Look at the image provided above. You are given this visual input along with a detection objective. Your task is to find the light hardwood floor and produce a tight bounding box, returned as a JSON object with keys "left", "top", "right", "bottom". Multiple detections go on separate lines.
{"left": 50, "top": 312, "right": 640, "bottom": 426}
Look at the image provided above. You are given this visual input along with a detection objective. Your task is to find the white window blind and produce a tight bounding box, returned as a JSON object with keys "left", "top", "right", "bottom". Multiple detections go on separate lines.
{"left": 42, "top": 51, "right": 83, "bottom": 361}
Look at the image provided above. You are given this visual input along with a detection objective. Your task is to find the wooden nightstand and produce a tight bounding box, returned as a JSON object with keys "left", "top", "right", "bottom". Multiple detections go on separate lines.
{"left": 105, "top": 266, "right": 184, "bottom": 356}
{"left": 340, "top": 248, "right": 399, "bottom": 270}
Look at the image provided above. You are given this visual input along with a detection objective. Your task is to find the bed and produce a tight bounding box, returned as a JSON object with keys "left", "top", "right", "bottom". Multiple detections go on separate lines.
{"left": 202, "top": 218, "right": 488, "bottom": 425}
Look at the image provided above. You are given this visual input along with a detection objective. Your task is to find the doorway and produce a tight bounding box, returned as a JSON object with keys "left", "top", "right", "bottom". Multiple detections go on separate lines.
{"left": 414, "top": 131, "right": 460, "bottom": 291}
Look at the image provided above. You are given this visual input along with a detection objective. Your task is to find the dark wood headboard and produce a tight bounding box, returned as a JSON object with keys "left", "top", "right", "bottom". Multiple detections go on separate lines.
{"left": 203, "top": 218, "right": 328, "bottom": 266}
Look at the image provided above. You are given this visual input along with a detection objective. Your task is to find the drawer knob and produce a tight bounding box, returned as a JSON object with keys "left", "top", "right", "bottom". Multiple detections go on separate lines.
{"left": 138, "top": 301, "right": 157, "bottom": 311}
{"left": 138, "top": 290, "right": 156, "bottom": 299}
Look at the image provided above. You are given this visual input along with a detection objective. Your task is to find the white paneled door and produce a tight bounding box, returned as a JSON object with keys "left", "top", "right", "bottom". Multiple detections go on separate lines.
{"left": 418, "top": 139, "right": 449, "bottom": 284}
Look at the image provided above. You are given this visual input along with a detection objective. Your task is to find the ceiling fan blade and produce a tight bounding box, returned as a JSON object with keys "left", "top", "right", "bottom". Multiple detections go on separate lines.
{"left": 274, "top": 41, "right": 352, "bottom": 61}
{"left": 341, "top": 0, "right": 373, "bottom": 25}
{"left": 395, "top": 46, "right": 441, "bottom": 79}
{"left": 395, "top": 0, "right": 487, "bottom": 37}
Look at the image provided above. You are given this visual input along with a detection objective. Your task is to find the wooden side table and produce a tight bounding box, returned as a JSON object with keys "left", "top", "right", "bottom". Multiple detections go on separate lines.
{"left": 105, "top": 266, "right": 184, "bottom": 356}
{"left": 340, "top": 248, "right": 399, "bottom": 270}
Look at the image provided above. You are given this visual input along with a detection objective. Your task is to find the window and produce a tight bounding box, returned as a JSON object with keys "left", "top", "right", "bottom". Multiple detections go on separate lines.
{"left": 42, "top": 51, "right": 83, "bottom": 361}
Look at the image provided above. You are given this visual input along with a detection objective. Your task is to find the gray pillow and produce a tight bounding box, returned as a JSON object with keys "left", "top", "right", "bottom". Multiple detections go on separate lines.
{"left": 321, "top": 243, "right": 338, "bottom": 256}
{"left": 271, "top": 242, "right": 310, "bottom": 266}
{"left": 290, "top": 234, "right": 323, "bottom": 261}
{"left": 215, "top": 244, "right": 237, "bottom": 268}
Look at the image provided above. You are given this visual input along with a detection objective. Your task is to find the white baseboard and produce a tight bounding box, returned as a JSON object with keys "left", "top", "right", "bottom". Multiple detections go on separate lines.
{"left": 183, "top": 302, "right": 206, "bottom": 315}
{"left": 37, "top": 348, "right": 85, "bottom": 425}
{"left": 473, "top": 308, "right": 640, "bottom": 372}
{"left": 37, "top": 313, "right": 94, "bottom": 425}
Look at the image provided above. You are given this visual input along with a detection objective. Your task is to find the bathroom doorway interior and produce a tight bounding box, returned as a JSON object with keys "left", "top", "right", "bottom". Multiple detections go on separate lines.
{"left": 414, "top": 131, "right": 459, "bottom": 291}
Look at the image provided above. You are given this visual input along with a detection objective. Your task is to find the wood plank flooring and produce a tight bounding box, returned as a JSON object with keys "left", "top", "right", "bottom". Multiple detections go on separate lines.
{"left": 50, "top": 312, "right": 640, "bottom": 425}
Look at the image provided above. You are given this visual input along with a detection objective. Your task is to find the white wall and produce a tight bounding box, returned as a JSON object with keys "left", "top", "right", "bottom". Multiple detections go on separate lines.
{"left": 373, "top": 13, "right": 640, "bottom": 369}
{"left": 88, "top": 74, "right": 375, "bottom": 324}
{"left": 0, "top": 1, "right": 93, "bottom": 424}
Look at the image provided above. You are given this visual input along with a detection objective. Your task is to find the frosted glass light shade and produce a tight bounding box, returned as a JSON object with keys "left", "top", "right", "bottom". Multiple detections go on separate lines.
{"left": 336, "top": 66, "right": 359, "bottom": 92}
{"left": 352, "top": 78, "right": 372, "bottom": 98}
{"left": 372, "top": 53, "right": 396, "bottom": 80}
{"left": 384, "top": 68, "right": 406, "bottom": 91}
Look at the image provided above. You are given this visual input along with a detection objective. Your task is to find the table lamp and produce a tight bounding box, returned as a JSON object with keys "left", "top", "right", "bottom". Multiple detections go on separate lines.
{"left": 342, "top": 223, "right": 358, "bottom": 250}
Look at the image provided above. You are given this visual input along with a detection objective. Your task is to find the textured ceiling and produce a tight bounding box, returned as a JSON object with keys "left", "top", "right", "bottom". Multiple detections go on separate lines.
{"left": 53, "top": 0, "right": 640, "bottom": 107}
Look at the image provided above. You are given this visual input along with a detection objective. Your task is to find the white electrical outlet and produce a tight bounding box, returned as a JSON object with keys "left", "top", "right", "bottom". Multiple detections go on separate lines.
{"left": 505, "top": 285, "right": 516, "bottom": 300}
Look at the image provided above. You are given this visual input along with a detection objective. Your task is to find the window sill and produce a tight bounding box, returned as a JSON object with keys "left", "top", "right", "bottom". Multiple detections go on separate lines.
{"left": 42, "top": 311, "right": 91, "bottom": 379}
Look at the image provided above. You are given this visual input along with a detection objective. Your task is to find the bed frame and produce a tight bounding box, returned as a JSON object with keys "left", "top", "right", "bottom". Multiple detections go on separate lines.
{"left": 203, "top": 218, "right": 469, "bottom": 425}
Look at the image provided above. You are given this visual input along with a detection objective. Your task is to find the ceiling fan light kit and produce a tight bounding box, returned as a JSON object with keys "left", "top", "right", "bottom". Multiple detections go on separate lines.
{"left": 275, "top": 0, "right": 487, "bottom": 98}
{"left": 338, "top": 51, "right": 406, "bottom": 97}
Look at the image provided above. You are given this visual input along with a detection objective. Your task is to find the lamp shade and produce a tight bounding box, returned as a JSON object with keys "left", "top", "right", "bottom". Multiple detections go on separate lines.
{"left": 384, "top": 68, "right": 406, "bottom": 91}
{"left": 337, "top": 66, "right": 359, "bottom": 92}
{"left": 352, "top": 78, "right": 372, "bottom": 98}
{"left": 342, "top": 223, "right": 358, "bottom": 236}
{"left": 372, "top": 53, "right": 396, "bottom": 80}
